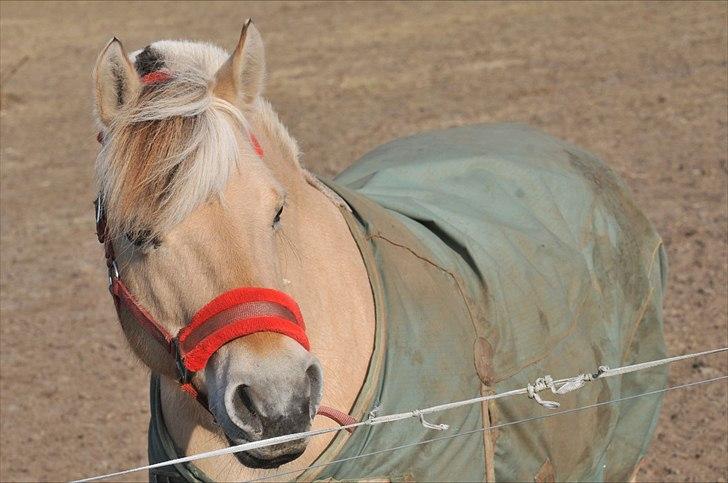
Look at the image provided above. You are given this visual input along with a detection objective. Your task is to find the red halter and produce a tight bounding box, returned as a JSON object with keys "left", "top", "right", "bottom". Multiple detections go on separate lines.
{"left": 96, "top": 200, "right": 309, "bottom": 398}
{"left": 94, "top": 73, "right": 356, "bottom": 429}
{"left": 95, "top": 192, "right": 355, "bottom": 430}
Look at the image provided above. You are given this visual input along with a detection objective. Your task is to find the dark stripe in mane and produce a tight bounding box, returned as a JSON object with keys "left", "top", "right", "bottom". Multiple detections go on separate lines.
{"left": 135, "top": 45, "right": 165, "bottom": 76}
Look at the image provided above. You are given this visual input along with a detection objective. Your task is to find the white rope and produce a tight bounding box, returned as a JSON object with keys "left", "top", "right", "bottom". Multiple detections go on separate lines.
{"left": 250, "top": 374, "right": 728, "bottom": 482}
{"left": 72, "top": 347, "right": 727, "bottom": 482}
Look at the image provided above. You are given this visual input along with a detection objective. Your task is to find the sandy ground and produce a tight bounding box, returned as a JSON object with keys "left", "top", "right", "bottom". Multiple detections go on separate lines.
{"left": 1, "top": 1, "right": 726, "bottom": 481}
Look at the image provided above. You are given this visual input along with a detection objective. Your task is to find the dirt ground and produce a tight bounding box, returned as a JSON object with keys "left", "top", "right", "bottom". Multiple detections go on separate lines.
{"left": 0, "top": 1, "right": 726, "bottom": 481}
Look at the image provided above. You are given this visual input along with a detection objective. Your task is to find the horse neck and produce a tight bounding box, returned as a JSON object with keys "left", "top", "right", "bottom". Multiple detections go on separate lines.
{"left": 159, "top": 110, "right": 376, "bottom": 480}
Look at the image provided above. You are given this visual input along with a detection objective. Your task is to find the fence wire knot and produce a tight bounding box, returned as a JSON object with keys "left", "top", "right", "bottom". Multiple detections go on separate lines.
{"left": 529, "top": 366, "right": 614, "bottom": 405}
{"left": 412, "top": 409, "right": 449, "bottom": 431}
{"left": 368, "top": 403, "right": 382, "bottom": 420}
{"left": 527, "top": 375, "right": 560, "bottom": 409}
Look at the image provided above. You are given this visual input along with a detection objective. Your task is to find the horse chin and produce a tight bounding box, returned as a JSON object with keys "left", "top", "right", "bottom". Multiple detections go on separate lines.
{"left": 225, "top": 434, "right": 306, "bottom": 469}
{"left": 233, "top": 448, "right": 305, "bottom": 469}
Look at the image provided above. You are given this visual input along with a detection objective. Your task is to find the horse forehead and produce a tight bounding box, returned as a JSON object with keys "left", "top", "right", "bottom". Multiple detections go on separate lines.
{"left": 130, "top": 40, "right": 229, "bottom": 77}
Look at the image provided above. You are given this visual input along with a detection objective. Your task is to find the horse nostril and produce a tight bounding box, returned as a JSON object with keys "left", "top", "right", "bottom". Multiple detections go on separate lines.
{"left": 237, "top": 385, "right": 258, "bottom": 419}
{"left": 225, "top": 384, "right": 264, "bottom": 437}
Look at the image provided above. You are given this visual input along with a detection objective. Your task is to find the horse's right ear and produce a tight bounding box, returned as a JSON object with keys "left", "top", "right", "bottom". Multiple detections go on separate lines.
{"left": 213, "top": 19, "right": 265, "bottom": 106}
{"left": 93, "top": 37, "right": 140, "bottom": 126}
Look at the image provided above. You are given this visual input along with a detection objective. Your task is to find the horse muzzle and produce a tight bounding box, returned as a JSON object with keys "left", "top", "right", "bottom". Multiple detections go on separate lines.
{"left": 209, "top": 338, "right": 323, "bottom": 468}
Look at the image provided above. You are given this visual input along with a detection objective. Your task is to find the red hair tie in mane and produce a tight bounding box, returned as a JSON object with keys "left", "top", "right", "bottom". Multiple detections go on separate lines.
{"left": 141, "top": 70, "right": 172, "bottom": 85}
{"left": 249, "top": 132, "right": 264, "bottom": 158}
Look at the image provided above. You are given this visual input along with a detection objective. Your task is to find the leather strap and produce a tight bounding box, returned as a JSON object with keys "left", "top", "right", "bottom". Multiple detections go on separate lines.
{"left": 110, "top": 278, "right": 174, "bottom": 351}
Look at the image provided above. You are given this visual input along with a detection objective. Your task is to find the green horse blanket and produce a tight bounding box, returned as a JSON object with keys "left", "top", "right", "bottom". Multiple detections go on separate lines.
{"left": 149, "top": 123, "right": 667, "bottom": 482}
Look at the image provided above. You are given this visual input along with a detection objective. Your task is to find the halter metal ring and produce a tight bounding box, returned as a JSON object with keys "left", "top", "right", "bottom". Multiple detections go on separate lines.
{"left": 108, "top": 260, "right": 119, "bottom": 287}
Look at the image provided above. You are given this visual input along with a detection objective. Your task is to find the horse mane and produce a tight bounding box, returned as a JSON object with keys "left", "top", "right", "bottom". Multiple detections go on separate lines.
{"left": 96, "top": 63, "right": 251, "bottom": 242}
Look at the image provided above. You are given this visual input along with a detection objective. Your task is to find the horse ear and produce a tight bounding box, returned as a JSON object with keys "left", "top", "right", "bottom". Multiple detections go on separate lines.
{"left": 213, "top": 19, "right": 265, "bottom": 105}
{"left": 93, "top": 38, "right": 140, "bottom": 125}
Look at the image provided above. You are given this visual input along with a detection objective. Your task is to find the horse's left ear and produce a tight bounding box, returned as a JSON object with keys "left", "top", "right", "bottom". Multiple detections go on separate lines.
{"left": 213, "top": 19, "right": 266, "bottom": 105}
{"left": 93, "top": 37, "right": 140, "bottom": 125}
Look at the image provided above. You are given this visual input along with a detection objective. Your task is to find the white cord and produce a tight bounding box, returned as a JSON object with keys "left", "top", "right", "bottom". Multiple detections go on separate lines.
{"left": 72, "top": 347, "right": 728, "bottom": 482}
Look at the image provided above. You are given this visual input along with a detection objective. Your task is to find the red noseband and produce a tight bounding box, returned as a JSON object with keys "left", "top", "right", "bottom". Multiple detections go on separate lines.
{"left": 178, "top": 287, "right": 309, "bottom": 372}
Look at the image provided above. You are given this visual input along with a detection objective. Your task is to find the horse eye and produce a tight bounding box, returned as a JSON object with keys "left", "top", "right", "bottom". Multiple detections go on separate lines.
{"left": 273, "top": 205, "right": 284, "bottom": 227}
{"left": 126, "top": 230, "right": 161, "bottom": 248}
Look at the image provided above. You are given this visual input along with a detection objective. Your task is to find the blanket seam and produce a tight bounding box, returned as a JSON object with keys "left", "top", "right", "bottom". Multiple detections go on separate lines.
{"left": 368, "top": 233, "right": 482, "bottom": 339}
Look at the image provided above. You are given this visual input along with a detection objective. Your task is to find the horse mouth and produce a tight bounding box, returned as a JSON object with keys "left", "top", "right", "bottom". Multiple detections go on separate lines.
{"left": 234, "top": 449, "right": 305, "bottom": 468}
{"left": 225, "top": 434, "right": 306, "bottom": 469}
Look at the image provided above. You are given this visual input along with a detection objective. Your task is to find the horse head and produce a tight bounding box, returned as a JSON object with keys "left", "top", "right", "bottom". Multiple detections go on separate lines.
{"left": 92, "top": 21, "right": 326, "bottom": 468}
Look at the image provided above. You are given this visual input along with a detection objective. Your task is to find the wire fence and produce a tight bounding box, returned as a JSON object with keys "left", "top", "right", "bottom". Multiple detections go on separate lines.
{"left": 73, "top": 347, "right": 728, "bottom": 482}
